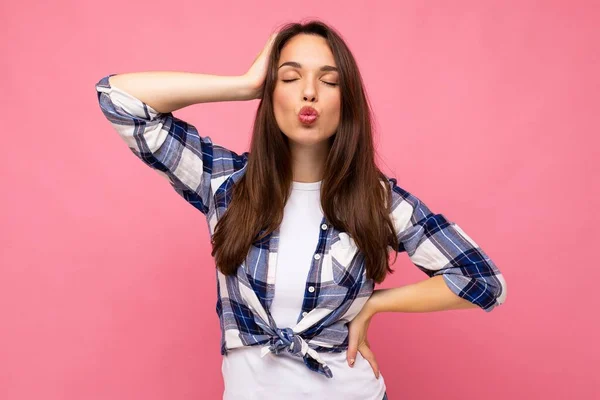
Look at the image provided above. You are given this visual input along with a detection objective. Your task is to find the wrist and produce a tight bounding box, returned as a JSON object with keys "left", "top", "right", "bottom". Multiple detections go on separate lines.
{"left": 239, "top": 74, "right": 262, "bottom": 100}
{"left": 363, "top": 290, "right": 382, "bottom": 319}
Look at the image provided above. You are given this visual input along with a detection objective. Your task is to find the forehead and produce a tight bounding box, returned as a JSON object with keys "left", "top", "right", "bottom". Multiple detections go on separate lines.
{"left": 278, "top": 34, "right": 336, "bottom": 69}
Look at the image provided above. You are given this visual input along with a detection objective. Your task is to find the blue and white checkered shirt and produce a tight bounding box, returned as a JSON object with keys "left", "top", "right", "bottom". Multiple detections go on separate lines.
{"left": 95, "top": 74, "right": 507, "bottom": 378}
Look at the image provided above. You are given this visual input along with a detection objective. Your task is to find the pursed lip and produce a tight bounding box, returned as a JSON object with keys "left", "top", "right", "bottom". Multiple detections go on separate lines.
{"left": 298, "top": 106, "right": 319, "bottom": 117}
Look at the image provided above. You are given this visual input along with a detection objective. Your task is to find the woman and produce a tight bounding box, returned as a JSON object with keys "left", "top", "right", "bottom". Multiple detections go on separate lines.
{"left": 95, "top": 20, "right": 507, "bottom": 400}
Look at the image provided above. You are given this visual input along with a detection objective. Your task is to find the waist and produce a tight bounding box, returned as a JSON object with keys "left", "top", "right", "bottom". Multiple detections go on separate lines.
{"left": 221, "top": 346, "right": 386, "bottom": 400}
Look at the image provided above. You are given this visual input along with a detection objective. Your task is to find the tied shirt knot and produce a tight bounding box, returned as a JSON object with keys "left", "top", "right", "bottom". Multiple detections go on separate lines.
{"left": 260, "top": 327, "right": 334, "bottom": 378}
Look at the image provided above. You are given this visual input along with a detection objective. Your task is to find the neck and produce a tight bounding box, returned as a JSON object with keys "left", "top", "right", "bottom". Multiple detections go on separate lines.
{"left": 288, "top": 140, "right": 330, "bottom": 182}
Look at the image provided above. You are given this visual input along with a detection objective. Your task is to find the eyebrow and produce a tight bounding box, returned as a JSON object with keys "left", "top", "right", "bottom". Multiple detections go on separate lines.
{"left": 278, "top": 61, "right": 339, "bottom": 72}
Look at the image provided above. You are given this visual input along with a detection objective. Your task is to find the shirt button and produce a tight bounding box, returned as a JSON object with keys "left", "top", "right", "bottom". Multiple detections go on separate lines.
{"left": 314, "top": 253, "right": 321, "bottom": 260}
{"left": 321, "top": 223, "right": 328, "bottom": 230}
{"left": 308, "top": 286, "right": 315, "bottom": 293}
{"left": 302, "top": 311, "right": 308, "bottom": 317}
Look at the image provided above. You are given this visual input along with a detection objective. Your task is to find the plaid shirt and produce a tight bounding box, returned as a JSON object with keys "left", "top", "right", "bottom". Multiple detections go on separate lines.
{"left": 95, "top": 74, "right": 507, "bottom": 378}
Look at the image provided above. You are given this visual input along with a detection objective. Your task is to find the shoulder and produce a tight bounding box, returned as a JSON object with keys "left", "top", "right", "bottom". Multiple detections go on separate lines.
{"left": 379, "top": 172, "right": 433, "bottom": 234}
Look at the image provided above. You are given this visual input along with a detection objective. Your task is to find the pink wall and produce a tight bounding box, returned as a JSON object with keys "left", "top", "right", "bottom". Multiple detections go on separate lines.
{"left": 2, "top": 1, "right": 598, "bottom": 399}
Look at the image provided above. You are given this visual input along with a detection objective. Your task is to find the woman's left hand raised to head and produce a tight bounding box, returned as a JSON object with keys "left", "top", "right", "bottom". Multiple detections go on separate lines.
{"left": 346, "top": 295, "right": 380, "bottom": 379}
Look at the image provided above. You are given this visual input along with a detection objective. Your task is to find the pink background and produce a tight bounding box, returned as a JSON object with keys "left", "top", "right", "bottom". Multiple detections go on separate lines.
{"left": 2, "top": 1, "right": 598, "bottom": 399}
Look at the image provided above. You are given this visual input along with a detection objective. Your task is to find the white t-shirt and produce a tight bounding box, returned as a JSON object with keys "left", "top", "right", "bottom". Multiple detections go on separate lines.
{"left": 221, "top": 180, "right": 386, "bottom": 400}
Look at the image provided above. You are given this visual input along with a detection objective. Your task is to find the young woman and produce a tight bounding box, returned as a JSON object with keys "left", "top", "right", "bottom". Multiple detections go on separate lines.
{"left": 95, "top": 20, "right": 506, "bottom": 400}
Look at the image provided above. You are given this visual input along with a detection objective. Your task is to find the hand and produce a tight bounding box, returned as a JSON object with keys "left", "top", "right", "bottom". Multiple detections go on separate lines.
{"left": 347, "top": 310, "right": 380, "bottom": 379}
{"left": 243, "top": 32, "right": 279, "bottom": 99}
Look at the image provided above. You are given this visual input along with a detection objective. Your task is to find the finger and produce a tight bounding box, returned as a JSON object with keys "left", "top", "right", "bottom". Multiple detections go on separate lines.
{"left": 264, "top": 32, "right": 278, "bottom": 52}
{"left": 358, "top": 343, "right": 380, "bottom": 379}
{"left": 347, "top": 325, "right": 358, "bottom": 367}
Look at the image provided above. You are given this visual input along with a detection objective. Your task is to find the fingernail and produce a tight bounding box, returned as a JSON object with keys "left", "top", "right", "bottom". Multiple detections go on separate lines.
{"left": 350, "top": 358, "right": 355, "bottom": 366}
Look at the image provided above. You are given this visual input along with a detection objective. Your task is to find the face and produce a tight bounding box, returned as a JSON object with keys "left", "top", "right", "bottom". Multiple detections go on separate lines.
{"left": 273, "top": 34, "right": 341, "bottom": 148}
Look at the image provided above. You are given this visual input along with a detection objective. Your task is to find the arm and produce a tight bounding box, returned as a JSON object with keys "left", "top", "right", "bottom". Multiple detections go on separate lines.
{"left": 94, "top": 35, "right": 277, "bottom": 218}
{"left": 364, "top": 275, "right": 480, "bottom": 315}
{"left": 347, "top": 275, "right": 480, "bottom": 373}
{"left": 373, "top": 177, "right": 508, "bottom": 314}
{"left": 103, "top": 32, "right": 279, "bottom": 112}
{"left": 107, "top": 71, "right": 258, "bottom": 113}
{"left": 347, "top": 177, "right": 508, "bottom": 369}
{"left": 94, "top": 72, "right": 255, "bottom": 216}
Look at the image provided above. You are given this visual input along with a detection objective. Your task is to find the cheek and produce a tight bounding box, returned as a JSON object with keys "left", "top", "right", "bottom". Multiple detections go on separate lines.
{"left": 324, "top": 95, "right": 341, "bottom": 124}
{"left": 272, "top": 89, "right": 292, "bottom": 130}
{"left": 273, "top": 88, "right": 293, "bottom": 111}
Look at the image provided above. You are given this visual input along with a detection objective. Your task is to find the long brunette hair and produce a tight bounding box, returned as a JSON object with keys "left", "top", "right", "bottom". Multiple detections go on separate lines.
{"left": 211, "top": 20, "right": 400, "bottom": 283}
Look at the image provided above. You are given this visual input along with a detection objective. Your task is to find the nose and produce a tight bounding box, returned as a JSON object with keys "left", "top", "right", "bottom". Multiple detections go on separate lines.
{"left": 302, "top": 80, "right": 317, "bottom": 102}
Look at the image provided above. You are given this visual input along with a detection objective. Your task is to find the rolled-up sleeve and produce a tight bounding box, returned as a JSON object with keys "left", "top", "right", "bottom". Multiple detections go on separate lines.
{"left": 386, "top": 177, "right": 507, "bottom": 312}
{"left": 94, "top": 74, "right": 248, "bottom": 215}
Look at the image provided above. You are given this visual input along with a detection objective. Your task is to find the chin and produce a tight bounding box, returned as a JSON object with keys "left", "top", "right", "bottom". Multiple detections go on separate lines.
{"left": 290, "top": 133, "right": 333, "bottom": 147}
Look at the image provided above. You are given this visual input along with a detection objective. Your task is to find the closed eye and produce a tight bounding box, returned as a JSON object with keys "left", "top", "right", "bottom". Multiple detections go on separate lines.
{"left": 281, "top": 79, "right": 338, "bottom": 87}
